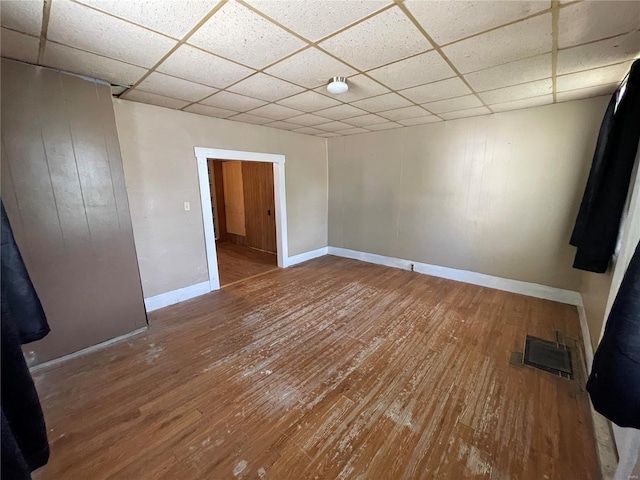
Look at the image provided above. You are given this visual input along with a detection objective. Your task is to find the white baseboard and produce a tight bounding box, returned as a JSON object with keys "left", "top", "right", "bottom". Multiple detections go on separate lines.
{"left": 577, "top": 303, "right": 594, "bottom": 372}
{"left": 327, "top": 246, "right": 583, "bottom": 306}
{"left": 144, "top": 281, "right": 211, "bottom": 312}
{"left": 29, "top": 326, "right": 148, "bottom": 372}
{"left": 285, "top": 247, "right": 328, "bottom": 267}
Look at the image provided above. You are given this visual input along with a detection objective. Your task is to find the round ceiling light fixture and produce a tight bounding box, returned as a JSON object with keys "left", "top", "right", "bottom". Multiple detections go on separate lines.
{"left": 327, "top": 76, "right": 348, "bottom": 95}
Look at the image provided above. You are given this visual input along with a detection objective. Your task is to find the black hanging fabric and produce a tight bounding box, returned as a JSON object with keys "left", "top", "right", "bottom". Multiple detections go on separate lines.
{"left": 570, "top": 59, "right": 640, "bottom": 273}
{"left": 587, "top": 241, "right": 640, "bottom": 428}
{"left": 1, "top": 202, "right": 51, "bottom": 478}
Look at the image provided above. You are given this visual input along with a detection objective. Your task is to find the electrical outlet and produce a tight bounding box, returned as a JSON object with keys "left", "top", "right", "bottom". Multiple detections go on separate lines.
{"left": 184, "top": 202, "right": 190, "bottom": 211}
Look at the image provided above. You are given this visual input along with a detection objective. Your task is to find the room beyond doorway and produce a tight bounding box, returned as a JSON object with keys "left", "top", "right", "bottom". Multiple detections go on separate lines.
{"left": 207, "top": 159, "right": 278, "bottom": 287}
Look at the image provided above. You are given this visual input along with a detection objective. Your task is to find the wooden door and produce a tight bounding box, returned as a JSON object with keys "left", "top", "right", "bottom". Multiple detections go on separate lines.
{"left": 242, "top": 162, "right": 277, "bottom": 253}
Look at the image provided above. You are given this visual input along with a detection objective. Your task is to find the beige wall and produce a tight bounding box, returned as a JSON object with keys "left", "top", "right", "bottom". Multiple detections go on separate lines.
{"left": 113, "top": 100, "right": 327, "bottom": 298}
{"left": 328, "top": 97, "right": 610, "bottom": 291}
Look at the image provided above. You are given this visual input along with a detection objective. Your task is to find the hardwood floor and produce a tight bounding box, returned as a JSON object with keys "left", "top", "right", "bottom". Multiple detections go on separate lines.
{"left": 216, "top": 241, "right": 277, "bottom": 286}
{"left": 32, "top": 256, "right": 599, "bottom": 479}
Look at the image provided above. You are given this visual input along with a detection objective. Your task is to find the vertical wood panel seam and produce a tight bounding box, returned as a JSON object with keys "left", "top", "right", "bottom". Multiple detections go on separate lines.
{"left": 58, "top": 71, "right": 94, "bottom": 246}
{"left": 94, "top": 81, "right": 123, "bottom": 230}
{"left": 34, "top": 73, "right": 68, "bottom": 250}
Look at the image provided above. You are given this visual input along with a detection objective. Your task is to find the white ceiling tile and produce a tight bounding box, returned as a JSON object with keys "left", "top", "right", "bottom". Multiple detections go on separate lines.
{"left": 42, "top": 42, "right": 147, "bottom": 86}
{"left": 319, "top": 7, "right": 432, "bottom": 70}
{"left": 558, "top": 1, "right": 640, "bottom": 49}
{"left": 200, "top": 91, "right": 267, "bottom": 111}
{"left": 478, "top": 78, "right": 552, "bottom": 104}
{"left": 367, "top": 50, "right": 456, "bottom": 90}
{"left": 440, "top": 106, "right": 491, "bottom": 120}
{"left": 48, "top": 0, "right": 177, "bottom": 68}
{"left": 188, "top": 1, "right": 305, "bottom": 69}
{"left": 158, "top": 45, "right": 255, "bottom": 88}
{"left": 400, "top": 77, "right": 471, "bottom": 104}
{"left": 490, "top": 94, "right": 553, "bottom": 112}
{"left": 351, "top": 92, "right": 413, "bottom": 112}
{"left": 406, "top": 1, "right": 549, "bottom": 45}
{"left": 442, "top": 14, "right": 552, "bottom": 73}
{"left": 292, "top": 126, "right": 326, "bottom": 135}
{"left": 315, "top": 120, "right": 356, "bottom": 131}
{"left": 75, "top": 0, "right": 213, "bottom": 39}
{"left": 228, "top": 73, "right": 304, "bottom": 102}
{"left": 184, "top": 103, "right": 237, "bottom": 118}
{"left": 398, "top": 116, "right": 442, "bottom": 126}
{"left": 313, "top": 103, "right": 368, "bottom": 120}
{"left": 247, "top": 103, "right": 302, "bottom": 121}
{"left": 556, "top": 62, "right": 632, "bottom": 92}
{"left": 264, "top": 120, "right": 300, "bottom": 130}
{"left": 245, "top": 0, "right": 389, "bottom": 41}
{"left": 123, "top": 90, "right": 190, "bottom": 109}
{"left": 342, "top": 127, "right": 371, "bottom": 135}
{"left": 465, "top": 53, "right": 551, "bottom": 92}
{"left": 343, "top": 114, "right": 389, "bottom": 127}
{"left": 286, "top": 113, "right": 333, "bottom": 126}
{"left": 557, "top": 32, "right": 640, "bottom": 75}
{"left": 1, "top": 0, "right": 43, "bottom": 36}
{"left": 265, "top": 47, "right": 357, "bottom": 89}
{"left": 228, "top": 113, "right": 273, "bottom": 125}
{"left": 378, "top": 105, "right": 431, "bottom": 121}
{"left": 137, "top": 72, "right": 217, "bottom": 102}
{"left": 366, "top": 122, "right": 403, "bottom": 131}
{"left": 276, "top": 90, "right": 341, "bottom": 112}
{"left": 1, "top": 29, "right": 39, "bottom": 64}
{"left": 318, "top": 132, "right": 342, "bottom": 137}
{"left": 556, "top": 83, "right": 618, "bottom": 103}
{"left": 314, "top": 74, "right": 390, "bottom": 102}
{"left": 423, "top": 94, "right": 483, "bottom": 113}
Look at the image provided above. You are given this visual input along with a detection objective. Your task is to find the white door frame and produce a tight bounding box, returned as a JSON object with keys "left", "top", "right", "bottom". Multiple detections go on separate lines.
{"left": 194, "top": 147, "right": 286, "bottom": 292}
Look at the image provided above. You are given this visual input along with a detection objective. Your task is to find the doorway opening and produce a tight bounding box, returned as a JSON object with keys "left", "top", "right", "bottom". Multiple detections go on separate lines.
{"left": 194, "top": 147, "right": 287, "bottom": 292}
{"left": 207, "top": 159, "right": 278, "bottom": 286}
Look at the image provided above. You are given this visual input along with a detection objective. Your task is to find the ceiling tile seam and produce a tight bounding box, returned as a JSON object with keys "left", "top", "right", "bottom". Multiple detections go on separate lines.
{"left": 180, "top": 69, "right": 321, "bottom": 113}
{"left": 551, "top": 1, "right": 560, "bottom": 103}
{"left": 236, "top": 0, "right": 396, "bottom": 48}
{"left": 39, "top": 40, "right": 150, "bottom": 89}
{"left": 436, "top": 6, "right": 552, "bottom": 50}
{"left": 488, "top": 91, "right": 556, "bottom": 107}
{"left": 559, "top": 82, "right": 620, "bottom": 95}
{"left": 556, "top": 58, "right": 637, "bottom": 78}
{"left": 0, "top": 25, "right": 40, "bottom": 38}
{"left": 557, "top": 29, "right": 640, "bottom": 52}
{"left": 120, "top": 0, "right": 228, "bottom": 98}
{"left": 70, "top": 0, "right": 190, "bottom": 41}
{"left": 232, "top": 1, "right": 444, "bottom": 118}
{"left": 393, "top": 0, "right": 493, "bottom": 115}
{"left": 36, "top": 0, "right": 51, "bottom": 64}
{"left": 305, "top": 41, "right": 445, "bottom": 119}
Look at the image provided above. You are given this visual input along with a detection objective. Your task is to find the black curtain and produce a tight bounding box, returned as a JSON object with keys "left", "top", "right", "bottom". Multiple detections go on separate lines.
{"left": 587, "top": 241, "right": 640, "bottom": 428}
{"left": 570, "top": 59, "right": 640, "bottom": 273}
{"left": 1, "top": 202, "right": 51, "bottom": 479}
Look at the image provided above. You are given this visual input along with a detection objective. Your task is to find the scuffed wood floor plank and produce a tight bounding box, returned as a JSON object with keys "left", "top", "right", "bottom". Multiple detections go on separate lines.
{"left": 32, "top": 256, "right": 599, "bottom": 479}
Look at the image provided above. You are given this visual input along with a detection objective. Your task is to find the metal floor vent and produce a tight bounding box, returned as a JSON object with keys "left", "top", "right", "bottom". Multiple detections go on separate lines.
{"left": 523, "top": 335, "right": 573, "bottom": 379}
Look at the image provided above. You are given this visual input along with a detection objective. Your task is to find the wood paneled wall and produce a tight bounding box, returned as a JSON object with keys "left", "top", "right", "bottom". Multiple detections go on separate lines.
{"left": 222, "top": 161, "right": 246, "bottom": 236}
{"left": 1, "top": 59, "right": 147, "bottom": 364}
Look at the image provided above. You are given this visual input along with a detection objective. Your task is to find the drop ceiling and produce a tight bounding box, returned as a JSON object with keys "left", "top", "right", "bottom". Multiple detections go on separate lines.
{"left": 1, "top": 0, "right": 639, "bottom": 137}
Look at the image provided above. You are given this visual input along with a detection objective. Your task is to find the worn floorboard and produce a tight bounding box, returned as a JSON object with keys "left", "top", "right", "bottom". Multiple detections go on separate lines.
{"left": 32, "top": 256, "right": 599, "bottom": 479}
{"left": 216, "top": 241, "right": 277, "bottom": 287}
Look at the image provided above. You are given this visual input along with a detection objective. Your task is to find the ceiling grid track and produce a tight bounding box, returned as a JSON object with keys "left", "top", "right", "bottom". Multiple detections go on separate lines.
{"left": 5, "top": 0, "right": 636, "bottom": 137}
